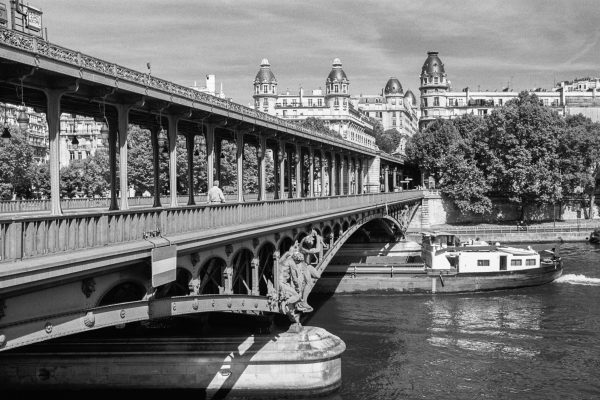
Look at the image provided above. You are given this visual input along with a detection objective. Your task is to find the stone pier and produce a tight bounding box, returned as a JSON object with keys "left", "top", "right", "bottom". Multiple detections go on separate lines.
{"left": 0, "top": 326, "right": 346, "bottom": 396}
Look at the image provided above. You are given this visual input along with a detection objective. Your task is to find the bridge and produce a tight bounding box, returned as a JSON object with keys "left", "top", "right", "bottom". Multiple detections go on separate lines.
{"left": 0, "top": 26, "right": 428, "bottom": 352}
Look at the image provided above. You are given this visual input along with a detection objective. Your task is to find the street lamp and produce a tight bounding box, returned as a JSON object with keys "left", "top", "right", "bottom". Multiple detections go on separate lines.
{"left": 1, "top": 125, "right": 10, "bottom": 145}
{"left": 17, "top": 106, "right": 29, "bottom": 131}
{"left": 17, "top": 79, "right": 29, "bottom": 131}
{"left": 2, "top": 105, "right": 11, "bottom": 145}
{"left": 99, "top": 98, "right": 109, "bottom": 145}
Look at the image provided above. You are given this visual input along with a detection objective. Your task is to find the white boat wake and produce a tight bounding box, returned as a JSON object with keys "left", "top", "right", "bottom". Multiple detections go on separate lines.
{"left": 555, "top": 274, "right": 600, "bottom": 286}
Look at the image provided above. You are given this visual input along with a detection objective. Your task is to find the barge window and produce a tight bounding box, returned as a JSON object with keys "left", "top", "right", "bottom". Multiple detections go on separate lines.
{"left": 526, "top": 259, "right": 536, "bottom": 266}
{"left": 477, "top": 260, "right": 490, "bottom": 267}
{"left": 511, "top": 259, "right": 523, "bottom": 266}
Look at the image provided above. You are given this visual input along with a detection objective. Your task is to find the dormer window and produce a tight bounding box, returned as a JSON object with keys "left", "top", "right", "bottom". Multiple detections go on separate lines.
{"left": 434, "top": 77, "right": 439, "bottom": 84}
{"left": 334, "top": 85, "right": 339, "bottom": 93}
{"left": 263, "top": 85, "right": 268, "bottom": 93}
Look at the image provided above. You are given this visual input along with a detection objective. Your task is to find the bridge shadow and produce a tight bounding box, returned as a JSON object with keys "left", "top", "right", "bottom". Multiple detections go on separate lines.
{"left": 0, "top": 312, "right": 303, "bottom": 399}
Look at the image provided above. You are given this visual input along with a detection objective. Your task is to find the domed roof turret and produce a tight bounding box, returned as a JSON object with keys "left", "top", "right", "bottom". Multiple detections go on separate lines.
{"left": 254, "top": 58, "right": 277, "bottom": 84}
{"left": 326, "top": 58, "right": 349, "bottom": 84}
{"left": 421, "top": 51, "right": 445, "bottom": 77}
{"left": 404, "top": 90, "right": 417, "bottom": 106}
{"left": 384, "top": 77, "right": 403, "bottom": 95}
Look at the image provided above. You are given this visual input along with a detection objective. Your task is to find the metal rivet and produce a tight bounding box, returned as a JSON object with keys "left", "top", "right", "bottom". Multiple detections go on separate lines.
{"left": 192, "top": 300, "right": 199, "bottom": 311}
{"left": 172, "top": 303, "right": 177, "bottom": 311}
{"left": 120, "top": 309, "right": 126, "bottom": 319}
{"left": 44, "top": 322, "right": 53, "bottom": 334}
{"left": 83, "top": 311, "right": 95, "bottom": 328}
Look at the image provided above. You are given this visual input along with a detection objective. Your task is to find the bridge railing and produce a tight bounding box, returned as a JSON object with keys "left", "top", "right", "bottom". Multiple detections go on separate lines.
{"left": 0, "top": 193, "right": 274, "bottom": 214}
{"left": 0, "top": 191, "right": 423, "bottom": 263}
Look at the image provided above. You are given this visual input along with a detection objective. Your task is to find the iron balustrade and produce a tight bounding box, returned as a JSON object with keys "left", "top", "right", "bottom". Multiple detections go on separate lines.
{"left": 0, "top": 193, "right": 275, "bottom": 213}
{"left": 0, "top": 191, "right": 424, "bottom": 262}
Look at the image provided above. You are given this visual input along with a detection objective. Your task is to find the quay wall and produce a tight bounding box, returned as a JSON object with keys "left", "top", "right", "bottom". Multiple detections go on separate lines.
{"left": 424, "top": 193, "right": 599, "bottom": 225}
{"left": 406, "top": 230, "right": 593, "bottom": 243}
{"left": 408, "top": 192, "right": 599, "bottom": 231}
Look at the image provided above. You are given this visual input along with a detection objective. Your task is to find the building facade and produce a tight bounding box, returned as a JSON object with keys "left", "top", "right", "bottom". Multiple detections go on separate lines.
{"left": 252, "top": 58, "right": 377, "bottom": 149}
{"left": 190, "top": 74, "right": 226, "bottom": 99}
{"left": 419, "top": 51, "right": 600, "bottom": 128}
{"left": 1, "top": 102, "right": 106, "bottom": 166}
{"left": 59, "top": 113, "right": 104, "bottom": 167}
{"left": 351, "top": 77, "right": 419, "bottom": 138}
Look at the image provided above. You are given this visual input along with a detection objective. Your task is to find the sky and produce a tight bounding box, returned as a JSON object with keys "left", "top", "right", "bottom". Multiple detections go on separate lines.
{"left": 30, "top": 0, "right": 600, "bottom": 106}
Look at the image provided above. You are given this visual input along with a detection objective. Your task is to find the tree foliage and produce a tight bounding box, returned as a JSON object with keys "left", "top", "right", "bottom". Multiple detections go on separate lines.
{"left": 405, "top": 92, "right": 600, "bottom": 218}
{"left": 367, "top": 120, "right": 403, "bottom": 154}
{"left": 0, "top": 127, "right": 35, "bottom": 199}
{"left": 296, "top": 117, "right": 343, "bottom": 139}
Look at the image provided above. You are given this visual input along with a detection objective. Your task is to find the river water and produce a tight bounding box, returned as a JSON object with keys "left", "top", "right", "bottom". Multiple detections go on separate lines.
{"left": 307, "top": 241, "right": 600, "bottom": 400}
{"left": 5, "top": 242, "right": 600, "bottom": 399}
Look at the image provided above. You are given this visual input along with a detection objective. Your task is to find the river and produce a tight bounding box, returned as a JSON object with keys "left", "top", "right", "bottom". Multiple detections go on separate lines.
{"left": 307, "top": 241, "right": 600, "bottom": 399}
{"left": 4, "top": 242, "right": 600, "bottom": 399}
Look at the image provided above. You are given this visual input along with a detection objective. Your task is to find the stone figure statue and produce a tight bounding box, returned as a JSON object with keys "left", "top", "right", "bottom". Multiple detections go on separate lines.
{"left": 267, "top": 233, "right": 328, "bottom": 326}
{"left": 299, "top": 229, "right": 328, "bottom": 265}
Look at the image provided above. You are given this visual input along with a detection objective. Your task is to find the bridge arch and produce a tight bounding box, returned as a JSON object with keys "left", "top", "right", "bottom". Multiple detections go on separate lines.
{"left": 333, "top": 223, "right": 342, "bottom": 241}
{"left": 231, "top": 248, "right": 255, "bottom": 295}
{"left": 155, "top": 268, "right": 192, "bottom": 299}
{"left": 198, "top": 256, "right": 227, "bottom": 295}
{"left": 296, "top": 230, "right": 308, "bottom": 243}
{"left": 257, "top": 242, "right": 276, "bottom": 296}
{"left": 97, "top": 280, "right": 147, "bottom": 307}
{"left": 278, "top": 236, "right": 294, "bottom": 255}
{"left": 311, "top": 213, "right": 404, "bottom": 278}
{"left": 342, "top": 220, "right": 350, "bottom": 232}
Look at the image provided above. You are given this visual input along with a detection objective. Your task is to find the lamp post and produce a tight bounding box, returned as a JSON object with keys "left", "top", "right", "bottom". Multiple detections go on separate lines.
{"left": 1, "top": 104, "right": 10, "bottom": 145}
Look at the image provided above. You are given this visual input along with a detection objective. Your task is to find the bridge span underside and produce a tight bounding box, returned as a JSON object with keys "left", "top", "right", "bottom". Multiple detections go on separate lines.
{"left": 0, "top": 193, "right": 423, "bottom": 351}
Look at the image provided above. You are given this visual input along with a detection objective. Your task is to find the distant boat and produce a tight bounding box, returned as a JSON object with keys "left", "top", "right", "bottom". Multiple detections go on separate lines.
{"left": 590, "top": 229, "right": 600, "bottom": 244}
{"left": 313, "top": 232, "right": 562, "bottom": 294}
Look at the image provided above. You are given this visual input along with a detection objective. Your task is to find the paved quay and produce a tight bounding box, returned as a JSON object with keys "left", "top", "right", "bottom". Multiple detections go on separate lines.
{"left": 409, "top": 219, "right": 600, "bottom": 243}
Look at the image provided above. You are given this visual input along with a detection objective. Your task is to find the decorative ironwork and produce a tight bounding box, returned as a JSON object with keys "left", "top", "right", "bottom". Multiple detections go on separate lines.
{"left": 83, "top": 311, "right": 95, "bottom": 328}
{"left": 81, "top": 277, "right": 96, "bottom": 298}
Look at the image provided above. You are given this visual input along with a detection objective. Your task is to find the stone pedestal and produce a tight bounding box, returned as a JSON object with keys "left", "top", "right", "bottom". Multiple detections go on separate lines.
{"left": 0, "top": 326, "right": 345, "bottom": 397}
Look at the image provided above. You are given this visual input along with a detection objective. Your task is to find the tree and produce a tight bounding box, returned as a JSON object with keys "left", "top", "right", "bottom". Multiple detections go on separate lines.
{"left": 405, "top": 118, "right": 462, "bottom": 182}
{"left": 296, "top": 117, "right": 343, "bottom": 139}
{"left": 560, "top": 115, "right": 600, "bottom": 218}
{"left": 379, "top": 128, "right": 403, "bottom": 154}
{"left": 29, "top": 163, "right": 50, "bottom": 199}
{"left": 486, "top": 92, "right": 564, "bottom": 219}
{"left": 406, "top": 118, "right": 492, "bottom": 214}
{"left": 0, "top": 128, "right": 35, "bottom": 199}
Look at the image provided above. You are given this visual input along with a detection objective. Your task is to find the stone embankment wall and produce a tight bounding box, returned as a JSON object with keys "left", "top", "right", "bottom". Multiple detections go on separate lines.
{"left": 417, "top": 192, "right": 599, "bottom": 226}
{"left": 406, "top": 192, "right": 599, "bottom": 242}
